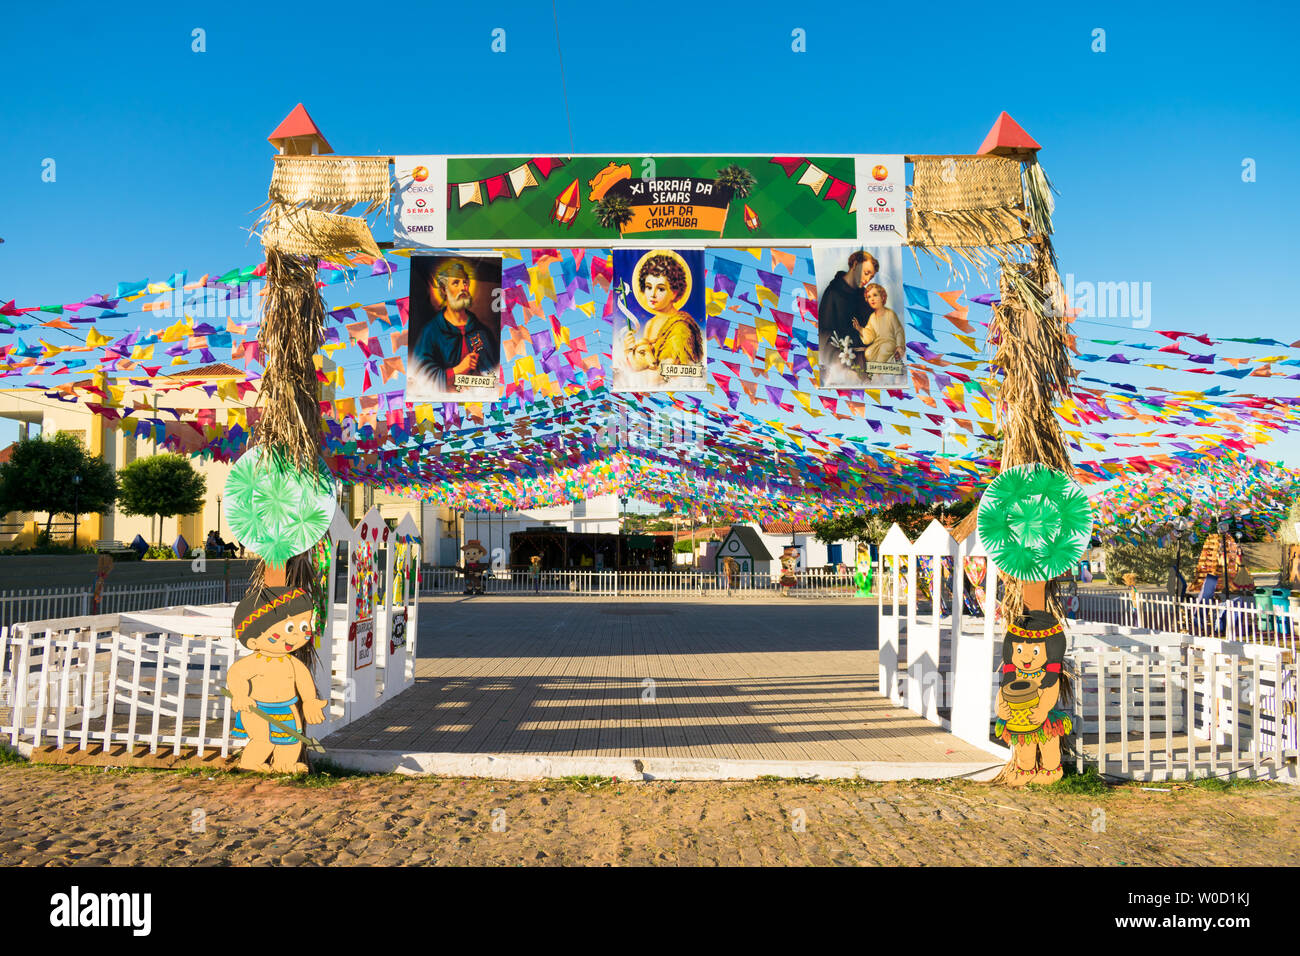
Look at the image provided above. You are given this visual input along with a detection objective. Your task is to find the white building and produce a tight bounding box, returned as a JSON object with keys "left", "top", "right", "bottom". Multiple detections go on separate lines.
{"left": 423, "top": 495, "right": 622, "bottom": 566}
{"left": 756, "top": 521, "right": 857, "bottom": 570}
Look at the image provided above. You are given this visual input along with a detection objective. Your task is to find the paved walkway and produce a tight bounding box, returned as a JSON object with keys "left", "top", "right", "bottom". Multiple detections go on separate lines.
{"left": 324, "top": 597, "right": 994, "bottom": 767}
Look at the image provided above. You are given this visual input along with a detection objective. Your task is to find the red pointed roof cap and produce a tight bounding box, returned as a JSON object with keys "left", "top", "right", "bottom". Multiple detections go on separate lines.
{"left": 267, "top": 103, "right": 332, "bottom": 153}
{"left": 977, "top": 111, "right": 1041, "bottom": 157}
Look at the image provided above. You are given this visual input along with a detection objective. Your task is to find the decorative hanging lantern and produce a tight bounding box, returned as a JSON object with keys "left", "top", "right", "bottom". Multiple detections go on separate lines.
{"left": 742, "top": 203, "right": 760, "bottom": 231}
{"left": 551, "top": 178, "right": 581, "bottom": 228}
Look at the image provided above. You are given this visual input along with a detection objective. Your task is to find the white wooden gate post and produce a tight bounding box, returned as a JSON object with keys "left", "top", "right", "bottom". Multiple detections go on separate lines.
{"left": 949, "top": 526, "right": 1010, "bottom": 756}
{"left": 877, "top": 525, "right": 911, "bottom": 706}
{"left": 910, "top": 520, "right": 954, "bottom": 723}
{"left": 344, "top": 506, "right": 383, "bottom": 723}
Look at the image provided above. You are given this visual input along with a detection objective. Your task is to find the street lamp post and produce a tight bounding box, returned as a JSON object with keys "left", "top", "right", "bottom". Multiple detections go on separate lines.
{"left": 618, "top": 495, "right": 628, "bottom": 570}
{"left": 1216, "top": 517, "right": 1232, "bottom": 599}
{"left": 217, "top": 494, "right": 223, "bottom": 538}
{"left": 1167, "top": 515, "right": 1192, "bottom": 601}
{"left": 71, "top": 474, "right": 82, "bottom": 550}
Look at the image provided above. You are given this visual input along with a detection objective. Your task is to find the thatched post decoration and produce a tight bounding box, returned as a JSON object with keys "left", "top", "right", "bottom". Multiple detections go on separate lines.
{"left": 979, "top": 113, "right": 1076, "bottom": 621}
{"left": 249, "top": 248, "right": 327, "bottom": 593}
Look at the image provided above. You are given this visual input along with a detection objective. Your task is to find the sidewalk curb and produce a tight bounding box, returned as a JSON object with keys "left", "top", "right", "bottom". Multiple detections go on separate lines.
{"left": 320, "top": 749, "right": 1008, "bottom": 783}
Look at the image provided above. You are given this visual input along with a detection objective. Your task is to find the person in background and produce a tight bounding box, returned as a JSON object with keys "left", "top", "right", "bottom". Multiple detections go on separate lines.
{"left": 529, "top": 555, "right": 542, "bottom": 594}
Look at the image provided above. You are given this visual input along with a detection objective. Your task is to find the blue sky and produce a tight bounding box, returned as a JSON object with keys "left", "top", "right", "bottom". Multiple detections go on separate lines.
{"left": 1, "top": 0, "right": 1298, "bottom": 466}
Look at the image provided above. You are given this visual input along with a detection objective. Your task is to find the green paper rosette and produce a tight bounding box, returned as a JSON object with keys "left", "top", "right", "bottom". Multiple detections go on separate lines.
{"left": 225, "top": 446, "right": 337, "bottom": 568}
{"left": 977, "top": 463, "right": 1093, "bottom": 581}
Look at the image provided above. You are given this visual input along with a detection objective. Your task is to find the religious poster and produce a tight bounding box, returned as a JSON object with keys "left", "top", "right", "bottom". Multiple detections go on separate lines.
{"left": 813, "top": 245, "right": 906, "bottom": 389}
{"left": 405, "top": 254, "right": 502, "bottom": 403}
{"left": 610, "top": 249, "right": 707, "bottom": 392}
{"left": 393, "top": 155, "right": 897, "bottom": 247}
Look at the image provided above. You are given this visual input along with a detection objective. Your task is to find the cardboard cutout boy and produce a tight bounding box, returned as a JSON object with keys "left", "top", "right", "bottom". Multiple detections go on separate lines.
{"left": 227, "top": 586, "right": 328, "bottom": 773}
{"left": 461, "top": 539, "right": 488, "bottom": 595}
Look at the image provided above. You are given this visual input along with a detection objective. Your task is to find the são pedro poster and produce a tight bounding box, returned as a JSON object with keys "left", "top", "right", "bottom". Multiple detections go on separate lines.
{"left": 393, "top": 155, "right": 906, "bottom": 247}
{"left": 405, "top": 254, "right": 503, "bottom": 403}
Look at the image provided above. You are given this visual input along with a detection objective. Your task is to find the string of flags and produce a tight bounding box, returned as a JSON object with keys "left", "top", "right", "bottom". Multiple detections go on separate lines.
{"left": 5, "top": 247, "right": 1299, "bottom": 521}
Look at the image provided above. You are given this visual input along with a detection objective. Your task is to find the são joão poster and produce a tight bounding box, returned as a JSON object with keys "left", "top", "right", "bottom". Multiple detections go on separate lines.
{"left": 813, "top": 246, "right": 906, "bottom": 389}
{"left": 610, "top": 249, "right": 707, "bottom": 393}
{"left": 405, "top": 254, "right": 502, "bottom": 404}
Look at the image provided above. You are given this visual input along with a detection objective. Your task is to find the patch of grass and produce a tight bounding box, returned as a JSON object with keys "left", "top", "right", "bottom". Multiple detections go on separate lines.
{"left": 0, "top": 744, "right": 28, "bottom": 765}
{"left": 753, "top": 774, "right": 881, "bottom": 789}
{"left": 1035, "top": 766, "right": 1111, "bottom": 795}
{"left": 284, "top": 759, "right": 378, "bottom": 787}
{"left": 553, "top": 774, "right": 615, "bottom": 791}
{"left": 1173, "top": 775, "right": 1278, "bottom": 793}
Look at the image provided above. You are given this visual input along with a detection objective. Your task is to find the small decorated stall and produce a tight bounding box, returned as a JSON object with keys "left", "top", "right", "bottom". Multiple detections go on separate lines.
{"left": 343, "top": 505, "right": 384, "bottom": 722}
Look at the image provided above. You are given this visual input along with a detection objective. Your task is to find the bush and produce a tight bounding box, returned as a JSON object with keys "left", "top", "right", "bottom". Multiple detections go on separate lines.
{"left": 144, "top": 545, "right": 178, "bottom": 560}
{"left": 1103, "top": 538, "right": 1197, "bottom": 585}
{"left": 0, "top": 543, "right": 95, "bottom": 556}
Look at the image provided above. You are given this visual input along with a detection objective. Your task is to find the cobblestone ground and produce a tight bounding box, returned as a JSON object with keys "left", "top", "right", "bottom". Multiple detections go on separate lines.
{"left": 1, "top": 763, "right": 1297, "bottom": 865}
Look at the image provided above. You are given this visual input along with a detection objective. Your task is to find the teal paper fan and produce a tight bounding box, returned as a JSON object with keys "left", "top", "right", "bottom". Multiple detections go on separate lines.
{"left": 225, "top": 446, "right": 337, "bottom": 568}
{"left": 977, "top": 463, "right": 1094, "bottom": 581}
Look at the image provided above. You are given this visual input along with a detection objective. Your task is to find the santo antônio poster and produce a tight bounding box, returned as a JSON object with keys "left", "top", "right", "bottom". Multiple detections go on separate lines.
{"left": 813, "top": 245, "right": 907, "bottom": 389}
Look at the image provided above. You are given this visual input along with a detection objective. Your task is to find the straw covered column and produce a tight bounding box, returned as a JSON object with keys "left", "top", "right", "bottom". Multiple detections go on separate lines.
{"left": 988, "top": 157, "right": 1074, "bottom": 621}
{"left": 248, "top": 248, "right": 326, "bottom": 592}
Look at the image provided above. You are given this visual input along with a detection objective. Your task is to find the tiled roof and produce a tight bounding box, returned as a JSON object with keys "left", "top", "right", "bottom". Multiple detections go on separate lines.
{"left": 176, "top": 362, "right": 245, "bottom": 378}
{"left": 760, "top": 520, "right": 817, "bottom": 534}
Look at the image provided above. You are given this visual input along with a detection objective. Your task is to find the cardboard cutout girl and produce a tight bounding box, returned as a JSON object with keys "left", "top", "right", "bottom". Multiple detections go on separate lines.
{"left": 995, "top": 610, "right": 1073, "bottom": 786}
{"left": 853, "top": 542, "right": 874, "bottom": 597}
{"left": 227, "top": 586, "right": 328, "bottom": 773}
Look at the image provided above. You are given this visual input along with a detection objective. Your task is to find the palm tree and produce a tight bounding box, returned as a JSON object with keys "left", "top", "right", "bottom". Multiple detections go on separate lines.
{"left": 716, "top": 163, "right": 756, "bottom": 199}
{"left": 594, "top": 196, "right": 633, "bottom": 233}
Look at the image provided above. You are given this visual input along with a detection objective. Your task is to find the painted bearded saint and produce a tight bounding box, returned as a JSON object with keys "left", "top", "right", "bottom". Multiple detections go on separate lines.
{"left": 409, "top": 259, "right": 500, "bottom": 398}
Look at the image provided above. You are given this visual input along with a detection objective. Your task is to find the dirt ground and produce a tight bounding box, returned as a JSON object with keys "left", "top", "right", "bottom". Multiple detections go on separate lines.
{"left": 1, "top": 762, "right": 1296, "bottom": 866}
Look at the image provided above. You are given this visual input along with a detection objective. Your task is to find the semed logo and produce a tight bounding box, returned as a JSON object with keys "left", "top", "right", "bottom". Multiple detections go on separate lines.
{"left": 407, "top": 225, "right": 437, "bottom": 232}
{"left": 868, "top": 223, "right": 893, "bottom": 231}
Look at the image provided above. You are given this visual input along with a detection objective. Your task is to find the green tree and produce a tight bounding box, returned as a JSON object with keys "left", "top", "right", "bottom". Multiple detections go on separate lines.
{"left": 594, "top": 196, "right": 634, "bottom": 232}
{"left": 811, "top": 512, "right": 890, "bottom": 547}
{"left": 716, "top": 163, "right": 757, "bottom": 199}
{"left": 117, "top": 454, "right": 207, "bottom": 546}
{"left": 0, "top": 432, "right": 117, "bottom": 541}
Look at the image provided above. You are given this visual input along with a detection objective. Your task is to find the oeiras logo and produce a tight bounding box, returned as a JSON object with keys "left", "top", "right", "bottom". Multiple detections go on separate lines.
{"left": 49, "top": 886, "right": 151, "bottom": 936}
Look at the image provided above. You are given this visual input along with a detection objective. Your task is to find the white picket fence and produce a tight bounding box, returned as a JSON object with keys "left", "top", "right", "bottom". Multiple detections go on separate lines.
{"left": 0, "top": 578, "right": 252, "bottom": 632}
{"left": 0, "top": 601, "right": 407, "bottom": 760}
{"left": 877, "top": 519, "right": 1299, "bottom": 782}
{"left": 1073, "top": 590, "right": 1299, "bottom": 653}
{"left": 1, "top": 626, "right": 242, "bottom": 757}
{"left": 419, "top": 566, "right": 857, "bottom": 598}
